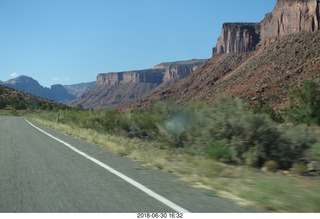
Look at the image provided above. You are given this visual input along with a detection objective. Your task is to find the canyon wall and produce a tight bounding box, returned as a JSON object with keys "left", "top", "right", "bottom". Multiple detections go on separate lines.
{"left": 213, "top": 0, "right": 320, "bottom": 55}
{"left": 69, "top": 60, "right": 206, "bottom": 109}
{"left": 260, "top": 0, "right": 320, "bottom": 45}
{"left": 96, "top": 69, "right": 164, "bottom": 86}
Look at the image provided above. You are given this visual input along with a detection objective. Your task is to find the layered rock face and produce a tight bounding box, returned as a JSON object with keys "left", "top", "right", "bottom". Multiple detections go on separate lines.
{"left": 260, "top": 0, "right": 320, "bottom": 45}
{"left": 132, "top": 29, "right": 320, "bottom": 111}
{"left": 63, "top": 81, "right": 96, "bottom": 97}
{"left": 214, "top": 0, "right": 320, "bottom": 55}
{"left": 213, "top": 23, "right": 260, "bottom": 55}
{"left": 69, "top": 60, "right": 206, "bottom": 109}
{"left": 96, "top": 69, "right": 164, "bottom": 86}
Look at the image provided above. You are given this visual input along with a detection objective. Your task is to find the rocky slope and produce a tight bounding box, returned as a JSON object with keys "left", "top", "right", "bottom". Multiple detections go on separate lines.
{"left": 69, "top": 59, "right": 206, "bottom": 109}
{"left": 125, "top": 0, "right": 320, "bottom": 110}
{"left": 0, "top": 85, "right": 67, "bottom": 110}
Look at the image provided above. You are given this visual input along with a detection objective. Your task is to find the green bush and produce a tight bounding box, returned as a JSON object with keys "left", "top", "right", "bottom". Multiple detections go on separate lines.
{"left": 192, "top": 97, "right": 288, "bottom": 167}
{"left": 158, "top": 96, "right": 320, "bottom": 169}
{"left": 36, "top": 95, "right": 320, "bottom": 171}
{"left": 207, "top": 140, "right": 236, "bottom": 163}
{"left": 158, "top": 96, "right": 291, "bottom": 167}
{"left": 253, "top": 105, "right": 284, "bottom": 123}
{"left": 0, "top": 97, "right": 7, "bottom": 109}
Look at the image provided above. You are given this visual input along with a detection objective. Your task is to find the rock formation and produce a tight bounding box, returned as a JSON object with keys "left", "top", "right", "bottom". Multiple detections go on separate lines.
{"left": 213, "top": 0, "right": 320, "bottom": 55}
{"left": 213, "top": 23, "right": 260, "bottom": 55}
{"left": 260, "top": 0, "right": 320, "bottom": 45}
{"left": 129, "top": 0, "right": 320, "bottom": 110}
{"left": 96, "top": 69, "right": 164, "bottom": 86}
{"left": 132, "top": 29, "right": 320, "bottom": 111}
{"left": 69, "top": 60, "right": 206, "bottom": 109}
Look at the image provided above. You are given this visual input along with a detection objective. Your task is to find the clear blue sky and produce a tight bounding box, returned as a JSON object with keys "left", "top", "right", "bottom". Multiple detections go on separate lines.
{"left": 0, "top": 0, "right": 276, "bottom": 87}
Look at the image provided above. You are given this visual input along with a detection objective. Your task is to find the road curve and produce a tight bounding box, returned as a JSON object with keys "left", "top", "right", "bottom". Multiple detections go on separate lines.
{"left": 0, "top": 116, "right": 261, "bottom": 212}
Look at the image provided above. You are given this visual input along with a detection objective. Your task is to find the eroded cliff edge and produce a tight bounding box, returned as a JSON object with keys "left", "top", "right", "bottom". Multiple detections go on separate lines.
{"left": 69, "top": 60, "right": 206, "bottom": 109}
{"left": 213, "top": 0, "right": 320, "bottom": 55}
{"left": 213, "top": 23, "right": 261, "bottom": 55}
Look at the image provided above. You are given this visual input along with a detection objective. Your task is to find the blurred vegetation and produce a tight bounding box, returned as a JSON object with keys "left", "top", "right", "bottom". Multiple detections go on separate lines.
{"left": 3, "top": 80, "right": 319, "bottom": 172}
{"left": 35, "top": 81, "right": 320, "bottom": 172}
{"left": 285, "top": 80, "right": 320, "bottom": 125}
{"left": 25, "top": 80, "right": 320, "bottom": 212}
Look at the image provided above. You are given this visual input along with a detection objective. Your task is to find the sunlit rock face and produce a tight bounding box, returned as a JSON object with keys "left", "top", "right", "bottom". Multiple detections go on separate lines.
{"left": 213, "top": 23, "right": 260, "bottom": 55}
{"left": 260, "top": 0, "right": 319, "bottom": 45}
{"left": 69, "top": 60, "right": 206, "bottom": 109}
{"left": 213, "top": 0, "right": 320, "bottom": 55}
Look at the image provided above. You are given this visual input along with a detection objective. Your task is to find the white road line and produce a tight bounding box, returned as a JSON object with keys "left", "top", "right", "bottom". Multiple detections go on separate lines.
{"left": 25, "top": 119, "right": 190, "bottom": 213}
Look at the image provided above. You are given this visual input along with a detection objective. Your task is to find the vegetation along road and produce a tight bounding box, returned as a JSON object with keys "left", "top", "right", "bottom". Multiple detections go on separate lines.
{"left": 0, "top": 116, "right": 262, "bottom": 213}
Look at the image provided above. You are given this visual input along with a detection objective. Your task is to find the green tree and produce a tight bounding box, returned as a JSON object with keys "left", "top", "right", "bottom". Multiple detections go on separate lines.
{"left": 287, "top": 80, "right": 320, "bottom": 125}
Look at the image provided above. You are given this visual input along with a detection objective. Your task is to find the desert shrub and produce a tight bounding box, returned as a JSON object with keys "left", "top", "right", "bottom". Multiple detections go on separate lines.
{"left": 206, "top": 140, "right": 236, "bottom": 162}
{"left": 123, "top": 103, "right": 181, "bottom": 139}
{"left": 102, "top": 109, "right": 129, "bottom": 133}
{"left": 37, "top": 94, "right": 319, "bottom": 171}
{"left": 190, "top": 97, "right": 289, "bottom": 167}
{"left": 157, "top": 111, "right": 191, "bottom": 149}
{"left": 306, "top": 143, "right": 320, "bottom": 162}
{"left": 263, "top": 160, "right": 279, "bottom": 172}
{"left": 59, "top": 109, "right": 80, "bottom": 125}
{"left": 253, "top": 105, "right": 284, "bottom": 123}
{"left": 158, "top": 96, "right": 293, "bottom": 167}
{"left": 281, "top": 125, "right": 317, "bottom": 164}
{"left": 128, "top": 110, "right": 162, "bottom": 139}
{"left": 291, "top": 162, "right": 308, "bottom": 175}
{"left": 12, "top": 100, "right": 27, "bottom": 110}
{"left": 192, "top": 97, "right": 318, "bottom": 168}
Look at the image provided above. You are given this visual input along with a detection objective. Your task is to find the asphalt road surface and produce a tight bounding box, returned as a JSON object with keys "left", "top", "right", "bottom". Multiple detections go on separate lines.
{"left": 0, "top": 116, "right": 262, "bottom": 213}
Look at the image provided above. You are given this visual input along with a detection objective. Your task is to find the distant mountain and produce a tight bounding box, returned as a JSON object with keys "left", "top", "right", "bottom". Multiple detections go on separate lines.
{"left": 0, "top": 85, "right": 68, "bottom": 111}
{"left": 69, "top": 59, "right": 206, "bottom": 109}
{"left": 64, "top": 81, "right": 96, "bottom": 97}
{"left": 0, "top": 76, "right": 75, "bottom": 102}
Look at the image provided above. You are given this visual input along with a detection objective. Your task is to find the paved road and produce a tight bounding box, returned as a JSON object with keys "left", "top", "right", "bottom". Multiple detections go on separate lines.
{"left": 0, "top": 116, "right": 262, "bottom": 212}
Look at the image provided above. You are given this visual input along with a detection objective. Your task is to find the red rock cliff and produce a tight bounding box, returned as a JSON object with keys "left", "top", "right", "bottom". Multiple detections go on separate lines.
{"left": 213, "top": 23, "right": 260, "bottom": 55}
{"left": 213, "top": 0, "right": 319, "bottom": 55}
{"left": 260, "top": 0, "right": 320, "bottom": 45}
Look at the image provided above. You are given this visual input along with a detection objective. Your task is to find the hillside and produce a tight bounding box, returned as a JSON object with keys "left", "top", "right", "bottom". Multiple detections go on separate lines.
{"left": 125, "top": 0, "right": 320, "bottom": 110}
{"left": 0, "top": 85, "right": 68, "bottom": 111}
